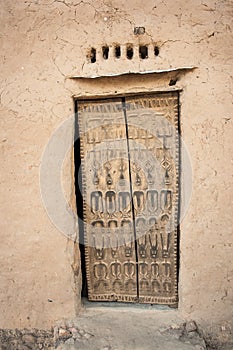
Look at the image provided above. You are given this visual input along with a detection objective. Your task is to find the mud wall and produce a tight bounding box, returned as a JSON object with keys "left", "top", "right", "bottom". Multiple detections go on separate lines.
{"left": 0, "top": 0, "right": 232, "bottom": 332}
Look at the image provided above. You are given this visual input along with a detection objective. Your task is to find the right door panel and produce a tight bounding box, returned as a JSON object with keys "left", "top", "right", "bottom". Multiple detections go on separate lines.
{"left": 125, "top": 92, "right": 179, "bottom": 305}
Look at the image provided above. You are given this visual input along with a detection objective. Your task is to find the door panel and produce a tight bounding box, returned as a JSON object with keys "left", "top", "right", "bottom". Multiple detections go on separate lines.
{"left": 77, "top": 99, "right": 138, "bottom": 302}
{"left": 125, "top": 92, "right": 179, "bottom": 305}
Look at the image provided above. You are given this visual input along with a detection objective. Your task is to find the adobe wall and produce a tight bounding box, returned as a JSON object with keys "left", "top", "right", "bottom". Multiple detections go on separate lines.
{"left": 0, "top": 0, "right": 232, "bottom": 335}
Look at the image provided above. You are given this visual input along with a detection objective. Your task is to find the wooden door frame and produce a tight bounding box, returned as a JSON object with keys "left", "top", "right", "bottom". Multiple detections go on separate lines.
{"left": 74, "top": 91, "right": 181, "bottom": 306}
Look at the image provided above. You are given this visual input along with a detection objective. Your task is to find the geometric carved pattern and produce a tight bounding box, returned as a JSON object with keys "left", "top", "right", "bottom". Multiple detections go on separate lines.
{"left": 77, "top": 92, "right": 179, "bottom": 305}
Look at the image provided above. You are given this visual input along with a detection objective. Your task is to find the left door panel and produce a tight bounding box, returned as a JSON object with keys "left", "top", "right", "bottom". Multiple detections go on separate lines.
{"left": 77, "top": 99, "right": 138, "bottom": 302}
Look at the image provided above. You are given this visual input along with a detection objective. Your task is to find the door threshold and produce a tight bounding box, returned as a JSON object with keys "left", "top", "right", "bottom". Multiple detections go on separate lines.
{"left": 82, "top": 297, "right": 173, "bottom": 311}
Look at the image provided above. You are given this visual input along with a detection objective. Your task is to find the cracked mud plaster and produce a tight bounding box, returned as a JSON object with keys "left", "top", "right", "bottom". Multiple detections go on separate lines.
{"left": 0, "top": 0, "right": 233, "bottom": 340}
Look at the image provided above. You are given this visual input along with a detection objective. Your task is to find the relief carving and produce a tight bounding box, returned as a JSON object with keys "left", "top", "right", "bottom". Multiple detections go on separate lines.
{"left": 78, "top": 93, "right": 179, "bottom": 304}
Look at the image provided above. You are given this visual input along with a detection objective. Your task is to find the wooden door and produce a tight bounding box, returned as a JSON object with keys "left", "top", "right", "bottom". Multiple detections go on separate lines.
{"left": 77, "top": 92, "right": 179, "bottom": 305}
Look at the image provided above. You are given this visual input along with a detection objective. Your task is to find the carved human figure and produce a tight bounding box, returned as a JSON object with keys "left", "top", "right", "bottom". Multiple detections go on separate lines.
{"left": 162, "top": 262, "right": 171, "bottom": 278}
{"left": 152, "top": 280, "right": 161, "bottom": 293}
{"left": 133, "top": 191, "right": 144, "bottom": 214}
{"left": 94, "top": 263, "right": 107, "bottom": 279}
{"left": 118, "top": 192, "right": 131, "bottom": 213}
{"left": 151, "top": 262, "right": 159, "bottom": 278}
{"left": 160, "top": 190, "right": 172, "bottom": 212}
{"left": 138, "top": 235, "right": 147, "bottom": 259}
{"left": 124, "top": 260, "right": 135, "bottom": 278}
{"left": 149, "top": 227, "right": 158, "bottom": 258}
{"left": 147, "top": 190, "right": 158, "bottom": 213}
{"left": 140, "top": 279, "right": 149, "bottom": 292}
{"left": 93, "top": 236, "right": 105, "bottom": 260}
{"left": 124, "top": 240, "right": 133, "bottom": 258}
{"left": 110, "top": 234, "right": 118, "bottom": 259}
{"left": 156, "top": 123, "right": 173, "bottom": 150}
{"left": 160, "top": 214, "right": 170, "bottom": 258}
{"left": 91, "top": 191, "right": 103, "bottom": 214}
{"left": 163, "top": 281, "right": 172, "bottom": 293}
{"left": 139, "top": 262, "right": 148, "bottom": 278}
{"left": 105, "top": 191, "right": 116, "bottom": 215}
{"left": 110, "top": 261, "right": 121, "bottom": 279}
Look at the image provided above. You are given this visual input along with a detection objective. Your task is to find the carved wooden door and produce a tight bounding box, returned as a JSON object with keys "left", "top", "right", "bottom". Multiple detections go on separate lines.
{"left": 77, "top": 92, "right": 179, "bottom": 306}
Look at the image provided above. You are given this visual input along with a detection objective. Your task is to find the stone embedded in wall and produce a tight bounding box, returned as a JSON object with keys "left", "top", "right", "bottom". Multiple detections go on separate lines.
{"left": 134, "top": 27, "right": 146, "bottom": 35}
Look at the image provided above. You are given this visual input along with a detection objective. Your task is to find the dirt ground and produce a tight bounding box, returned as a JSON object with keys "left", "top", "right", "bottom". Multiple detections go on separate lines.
{"left": 1, "top": 302, "right": 232, "bottom": 350}
{"left": 54, "top": 302, "right": 208, "bottom": 350}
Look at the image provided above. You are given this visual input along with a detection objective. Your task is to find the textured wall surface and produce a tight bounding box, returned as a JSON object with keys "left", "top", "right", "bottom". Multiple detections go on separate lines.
{"left": 0, "top": 0, "right": 232, "bottom": 332}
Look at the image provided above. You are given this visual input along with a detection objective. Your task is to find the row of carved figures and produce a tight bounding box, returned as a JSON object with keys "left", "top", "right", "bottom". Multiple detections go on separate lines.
{"left": 90, "top": 230, "right": 171, "bottom": 260}
{"left": 90, "top": 213, "right": 171, "bottom": 229}
{"left": 90, "top": 189, "right": 173, "bottom": 214}
{"left": 93, "top": 277, "right": 172, "bottom": 294}
{"left": 93, "top": 260, "right": 172, "bottom": 280}
{"left": 84, "top": 123, "right": 174, "bottom": 146}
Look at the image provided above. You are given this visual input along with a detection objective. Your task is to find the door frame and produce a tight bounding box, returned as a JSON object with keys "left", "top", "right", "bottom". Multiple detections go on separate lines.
{"left": 74, "top": 90, "right": 181, "bottom": 307}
